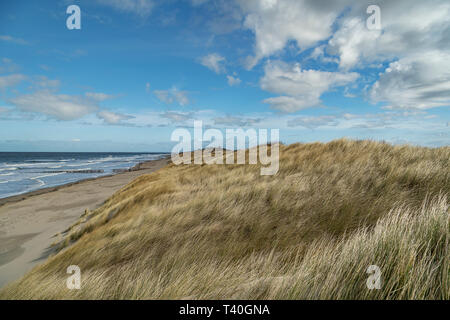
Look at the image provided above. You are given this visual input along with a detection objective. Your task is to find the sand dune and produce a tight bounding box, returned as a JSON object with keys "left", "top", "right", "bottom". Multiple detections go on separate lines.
{"left": 0, "top": 157, "right": 169, "bottom": 288}
{"left": 1, "top": 140, "right": 448, "bottom": 299}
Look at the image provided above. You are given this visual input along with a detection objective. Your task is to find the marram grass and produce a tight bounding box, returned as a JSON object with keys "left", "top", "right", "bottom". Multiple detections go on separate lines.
{"left": 1, "top": 139, "right": 448, "bottom": 299}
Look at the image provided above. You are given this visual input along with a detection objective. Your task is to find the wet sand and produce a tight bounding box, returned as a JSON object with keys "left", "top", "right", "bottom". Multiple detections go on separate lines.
{"left": 0, "top": 157, "right": 170, "bottom": 288}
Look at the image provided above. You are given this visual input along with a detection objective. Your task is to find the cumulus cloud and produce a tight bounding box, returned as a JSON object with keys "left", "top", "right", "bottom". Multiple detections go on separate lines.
{"left": 154, "top": 87, "right": 189, "bottom": 106}
{"left": 237, "top": 0, "right": 347, "bottom": 69}
{"left": 237, "top": 0, "right": 449, "bottom": 68}
{"left": 10, "top": 91, "right": 98, "bottom": 120}
{"left": 200, "top": 53, "right": 226, "bottom": 74}
{"left": 96, "top": 0, "right": 155, "bottom": 17}
{"left": 308, "top": 45, "right": 339, "bottom": 64}
{"left": 328, "top": 1, "right": 450, "bottom": 70}
{"left": 370, "top": 51, "right": 450, "bottom": 110}
{"left": 0, "top": 74, "right": 27, "bottom": 89}
{"left": 97, "top": 110, "right": 134, "bottom": 125}
{"left": 227, "top": 75, "right": 241, "bottom": 86}
{"left": 323, "top": 1, "right": 450, "bottom": 110}
{"left": 233, "top": 0, "right": 450, "bottom": 111}
{"left": 327, "top": 17, "right": 382, "bottom": 70}
{"left": 260, "top": 60, "right": 359, "bottom": 112}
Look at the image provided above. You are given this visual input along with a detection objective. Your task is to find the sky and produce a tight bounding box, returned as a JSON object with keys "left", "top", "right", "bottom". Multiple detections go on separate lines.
{"left": 0, "top": 0, "right": 449, "bottom": 152}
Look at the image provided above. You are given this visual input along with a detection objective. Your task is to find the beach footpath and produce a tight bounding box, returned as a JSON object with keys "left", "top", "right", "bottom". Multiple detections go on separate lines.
{"left": 0, "top": 157, "right": 169, "bottom": 288}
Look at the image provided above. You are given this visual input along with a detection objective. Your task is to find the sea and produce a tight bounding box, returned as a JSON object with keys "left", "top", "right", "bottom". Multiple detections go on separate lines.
{"left": 0, "top": 152, "right": 168, "bottom": 199}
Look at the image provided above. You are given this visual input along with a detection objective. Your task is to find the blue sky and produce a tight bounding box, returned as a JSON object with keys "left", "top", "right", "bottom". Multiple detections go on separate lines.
{"left": 0, "top": 0, "right": 449, "bottom": 151}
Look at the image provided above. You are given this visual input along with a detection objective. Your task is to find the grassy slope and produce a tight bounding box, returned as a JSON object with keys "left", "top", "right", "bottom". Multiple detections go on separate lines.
{"left": 1, "top": 139, "right": 448, "bottom": 299}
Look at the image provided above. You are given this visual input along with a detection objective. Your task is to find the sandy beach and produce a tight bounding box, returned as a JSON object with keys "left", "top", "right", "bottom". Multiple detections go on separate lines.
{"left": 0, "top": 157, "right": 169, "bottom": 288}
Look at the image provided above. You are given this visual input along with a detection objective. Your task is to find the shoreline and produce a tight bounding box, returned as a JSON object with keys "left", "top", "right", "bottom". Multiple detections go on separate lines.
{"left": 0, "top": 156, "right": 170, "bottom": 288}
{"left": 0, "top": 156, "right": 170, "bottom": 208}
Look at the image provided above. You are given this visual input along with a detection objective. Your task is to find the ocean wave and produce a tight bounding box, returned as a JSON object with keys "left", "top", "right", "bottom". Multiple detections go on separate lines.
{"left": 8, "top": 162, "right": 60, "bottom": 168}
{"left": 0, "top": 172, "right": 14, "bottom": 176}
{"left": 0, "top": 154, "right": 167, "bottom": 199}
{"left": 0, "top": 167, "right": 18, "bottom": 172}
{"left": 30, "top": 172, "right": 65, "bottom": 180}
{"left": 25, "top": 159, "right": 67, "bottom": 163}
{"left": 65, "top": 163, "right": 90, "bottom": 167}
{"left": 32, "top": 178, "right": 45, "bottom": 187}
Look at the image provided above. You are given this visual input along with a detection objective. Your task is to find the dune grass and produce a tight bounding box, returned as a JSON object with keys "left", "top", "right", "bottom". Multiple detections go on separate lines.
{"left": 0, "top": 139, "right": 448, "bottom": 299}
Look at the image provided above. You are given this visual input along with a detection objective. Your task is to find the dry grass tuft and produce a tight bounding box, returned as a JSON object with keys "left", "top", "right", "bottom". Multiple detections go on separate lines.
{"left": 1, "top": 139, "right": 448, "bottom": 299}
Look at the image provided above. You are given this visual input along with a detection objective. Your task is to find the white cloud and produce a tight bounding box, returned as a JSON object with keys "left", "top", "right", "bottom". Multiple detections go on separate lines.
{"left": 85, "top": 92, "right": 114, "bottom": 101}
{"left": 237, "top": 0, "right": 347, "bottom": 69}
{"left": 97, "top": 110, "right": 134, "bottom": 124}
{"left": 145, "top": 82, "right": 151, "bottom": 93}
{"left": 10, "top": 91, "right": 98, "bottom": 120}
{"left": 0, "top": 35, "right": 28, "bottom": 45}
{"left": 154, "top": 87, "right": 189, "bottom": 106}
{"left": 327, "top": 17, "right": 382, "bottom": 71}
{"left": 200, "top": 53, "right": 226, "bottom": 74}
{"left": 237, "top": 0, "right": 450, "bottom": 70}
{"left": 262, "top": 96, "right": 317, "bottom": 113}
{"left": 35, "top": 76, "right": 60, "bottom": 89}
{"left": 213, "top": 115, "right": 260, "bottom": 127}
{"left": 287, "top": 115, "right": 338, "bottom": 129}
{"left": 284, "top": 109, "right": 443, "bottom": 130}
{"left": 227, "top": 75, "right": 241, "bottom": 86}
{"left": 328, "top": 1, "right": 450, "bottom": 70}
{"left": 96, "top": 0, "right": 155, "bottom": 17}
{"left": 233, "top": 0, "right": 450, "bottom": 111}
{"left": 260, "top": 60, "right": 359, "bottom": 112}
{"left": 205, "top": 1, "right": 243, "bottom": 35}
{"left": 0, "top": 74, "right": 27, "bottom": 89}
{"left": 308, "top": 45, "right": 338, "bottom": 64}
{"left": 370, "top": 51, "right": 450, "bottom": 110}
{"left": 160, "top": 111, "right": 193, "bottom": 123}
{"left": 0, "top": 58, "right": 20, "bottom": 73}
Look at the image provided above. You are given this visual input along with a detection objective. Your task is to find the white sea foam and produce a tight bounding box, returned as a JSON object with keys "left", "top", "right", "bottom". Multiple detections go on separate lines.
{"left": 0, "top": 167, "right": 18, "bottom": 172}
{"left": 33, "top": 179, "right": 45, "bottom": 187}
{"left": 0, "top": 172, "right": 14, "bottom": 176}
{"left": 0, "top": 153, "right": 167, "bottom": 199}
{"left": 30, "top": 172, "right": 65, "bottom": 180}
